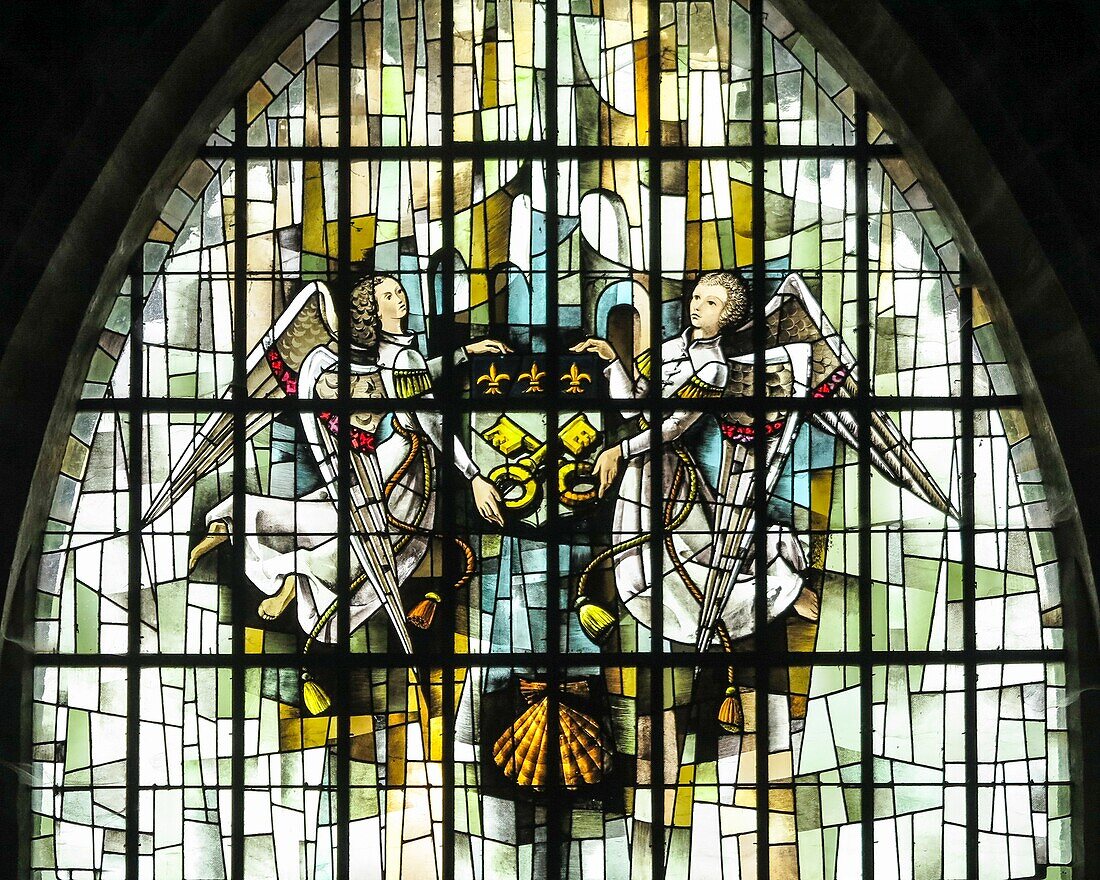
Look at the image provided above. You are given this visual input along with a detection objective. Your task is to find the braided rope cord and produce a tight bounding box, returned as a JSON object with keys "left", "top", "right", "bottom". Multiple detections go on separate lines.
{"left": 301, "top": 416, "right": 476, "bottom": 656}
{"left": 385, "top": 416, "right": 476, "bottom": 591}
{"left": 662, "top": 446, "right": 737, "bottom": 684}
{"left": 576, "top": 442, "right": 705, "bottom": 600}
{"left": 575, "top": 435, "right": 737, "bottom": 684}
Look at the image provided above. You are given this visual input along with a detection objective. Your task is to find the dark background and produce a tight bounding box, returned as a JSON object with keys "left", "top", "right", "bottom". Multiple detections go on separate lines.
{"left": 2, "top": 0, "right": 1099, "bottom": 352}
{"left": 0, "top": 0, "right": 1098, "bottom": 868}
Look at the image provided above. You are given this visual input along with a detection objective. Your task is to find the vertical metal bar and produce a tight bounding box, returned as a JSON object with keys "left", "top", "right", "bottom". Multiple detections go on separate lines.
{"left": 750, "top": 3, "right": 769, "bottom": 877}
{"left": 439, "top": 0, "right": 457, "bottom": 877}
{"left": 125, "top": 256, "right": 143, "bottom": 880}
{"left": 959, "top": 263, "right": 978, "bottom": 878}
{"left": 230, "top": 95, "right": 249, "bottom": 880}
{"left": 35, "top": 10, "right": 1062, "bottom": 880}
{"left": 544, "top": 0, "right": 564, "bottom": 874}
{"left": 336, "top": 5, "right": 353, "bottom": 880}
{"left": 855, "top": 95, "right": 874, "bottom": 880}
{"left": 646, "top": 0, "right": 665, "bottom": 874}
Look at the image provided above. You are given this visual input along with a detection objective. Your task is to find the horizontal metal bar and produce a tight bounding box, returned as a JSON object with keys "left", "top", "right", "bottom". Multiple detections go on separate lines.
{"left": 76, "top": 393, "right": 1025, "bottom": 414}
{"left": 38, "top": 779, "right": 975, "bottom": 792}
{"left": 29, "top": 647, "right": 1067, "bottom": 668}
{"left": 198, "top": 142, "right": 902, "bottom": 162}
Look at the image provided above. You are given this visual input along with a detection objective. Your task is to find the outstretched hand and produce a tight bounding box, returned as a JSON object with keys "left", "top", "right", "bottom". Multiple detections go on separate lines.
{"left": 471, "top": 475, "right": 505, "bottom": 525}
{"left": 465, "top": 338, "right": 514, "bottom": 356}
{"left": 570, "top": 337, "right": 616, "bottom": 361}
{"left": 593, "top": 445, "right": 623, "bottom": 498}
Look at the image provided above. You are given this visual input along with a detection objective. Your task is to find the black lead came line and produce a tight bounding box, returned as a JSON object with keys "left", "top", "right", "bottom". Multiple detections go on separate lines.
{"left": 646, "top": 0, "right": 665, "bottom": 874}
{"left": 438, "top": 0, "right": 457, "bottom": 876}
{"left": 34, "top": 647, "right": 1067, "bottom": 670}
{"left": 231, "top": 95, "right": 249, "bottom": 880}
{"left": 750, "top": 2, "right": 771, "bottom": 876}
{"left": 960, "top": 264, "right": 980, "bottom": 879}
{"left": 543, "top": 0, "right": 565, "bottom": 874}
{"left": 336, "top": 6, "right": 353, "bottom": 880}
{"left": 196, "top": 142, "right": 904, "bottom": 162}
{"left": 125, "top": 255, "right": 143, "bottom": 880}
{"left": 856, "top": 94, "right": 875, "bottom": 880}
{"left": 74, "top": 393, "right": 1027, "bottom": 416}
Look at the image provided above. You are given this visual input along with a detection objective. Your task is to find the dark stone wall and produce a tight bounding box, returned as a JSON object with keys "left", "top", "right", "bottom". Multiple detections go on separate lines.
{"left": 0, "top": 1, "right": 219, "bottom": 349}
{"left": 883, "top": 0, "right": 1100, "bottom": 351}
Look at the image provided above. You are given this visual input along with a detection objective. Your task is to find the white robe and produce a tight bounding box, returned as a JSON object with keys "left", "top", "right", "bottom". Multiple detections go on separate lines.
{"left": 606, "top": 329, "right": 807, "bottom": 645}
{"left": 207, "top": 332, "right": 479, "bottom": 643}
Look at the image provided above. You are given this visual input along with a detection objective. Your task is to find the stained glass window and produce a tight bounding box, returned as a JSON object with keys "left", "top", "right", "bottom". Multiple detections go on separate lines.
{"left": 22, "top": 1, "right": 1075, "bottom": 878}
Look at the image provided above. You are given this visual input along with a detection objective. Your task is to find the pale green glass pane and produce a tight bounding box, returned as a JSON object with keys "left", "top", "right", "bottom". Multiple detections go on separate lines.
{"left": 30, "top": 666, "right": 129, "bottom": 876}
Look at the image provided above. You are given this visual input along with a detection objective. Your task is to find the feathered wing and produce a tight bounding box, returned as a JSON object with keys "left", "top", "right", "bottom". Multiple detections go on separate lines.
{"left": 725, "top": 273, "right": 956, "bottom": 518}
{"left": 697, "top": 272, "right": 957, "bottom": 650}
{"left": 303, "top": 362, "right": 414, "bottom": 656}
{"left": 696, "top": 344, "right": 813, "bottom": 651}
{"left": 724, "top": 272, "right": 851, "bottom": 395}
{"left": 142, "top": 281, "right": 339, "bottom": 525}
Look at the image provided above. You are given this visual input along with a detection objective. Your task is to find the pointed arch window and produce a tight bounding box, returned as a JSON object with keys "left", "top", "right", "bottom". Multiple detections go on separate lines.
{"left": 15, "top": 1, "right": 1080, "bottom": 878}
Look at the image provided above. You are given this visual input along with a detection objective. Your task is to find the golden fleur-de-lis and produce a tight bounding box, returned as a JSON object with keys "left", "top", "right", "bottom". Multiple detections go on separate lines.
{"left": 477, "top": 362, "right": 511, "bottom": 395}
{"left": 518, "top": 362, "right": 546, "bottom": 393}
{"left": 561, "top": 363, "right": 591, "bottom": 394}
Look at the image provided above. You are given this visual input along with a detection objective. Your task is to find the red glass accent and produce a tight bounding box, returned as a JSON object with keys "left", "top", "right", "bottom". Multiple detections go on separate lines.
{"left": 720, "top": 419, "right": 787, "bottom": 444}
{"left": 268, "top": 347, "right": 376, "bottom": 452}
{"left": 267, "top": 348, "right": 299, "bottom": 395}
{"left": 812, "top": 365, "right": 850, "bottom": 398}
{"left": 318, "top": 411, "right": 377, "bottom": 452}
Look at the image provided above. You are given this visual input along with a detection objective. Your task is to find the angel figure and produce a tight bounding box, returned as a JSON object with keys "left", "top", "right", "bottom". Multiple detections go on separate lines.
{"left": 145, "top": 275, "right": 508, "bottom": 708}
{"left": 572, "top": 271, "right": 955, "bottom": 727}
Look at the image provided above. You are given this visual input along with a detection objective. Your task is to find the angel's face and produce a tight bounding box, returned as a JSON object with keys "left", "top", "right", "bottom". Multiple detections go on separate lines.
{"left": 375, "top": 278, "right": 409, "bottom": 332}
{"left": 689, "top": 282, "right": 730, "bottom": 338}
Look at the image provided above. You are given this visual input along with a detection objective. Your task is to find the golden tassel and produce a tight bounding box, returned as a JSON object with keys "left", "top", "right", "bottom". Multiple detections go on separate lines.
{"left": 717, "top": 686, "right": 743, "bottom": 733}
{"left": 576, "top": 598, "right": 616, "bottom": 644}
{"left": 407, "top": 591, "right": 442, "bottom": 629}
{"left": 301, "top": 672, "right": 332, "bottom": 715}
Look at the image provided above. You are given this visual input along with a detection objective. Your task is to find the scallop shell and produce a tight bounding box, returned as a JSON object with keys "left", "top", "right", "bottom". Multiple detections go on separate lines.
{"left": 493, "top": 698, "right": 550, "bottom": 786}
{"left": 493, "top": 696, "right": 612, "bottom": 788}
{"left": 558, "top": 703, "right": 612, "bottom": 786}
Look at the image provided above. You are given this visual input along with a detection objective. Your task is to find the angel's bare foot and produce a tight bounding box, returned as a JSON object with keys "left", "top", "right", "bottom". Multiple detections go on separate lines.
{"left": 188, "top": 520, "right": 229, "bottom": 572}
{"left": 258, "top": 575, "right": 297, "bottom": 621}
{"left": 792, "top": 584, "right": 820, "bottom": 622}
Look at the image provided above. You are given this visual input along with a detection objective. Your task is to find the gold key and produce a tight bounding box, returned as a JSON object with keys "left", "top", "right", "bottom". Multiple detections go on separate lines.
{"left": 480, "top": 413, "right": 601, "bottom": 515}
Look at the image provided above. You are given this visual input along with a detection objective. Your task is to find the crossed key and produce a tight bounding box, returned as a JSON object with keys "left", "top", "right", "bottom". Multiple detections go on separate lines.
{"left": 480, "top": 413, "right": 602, "bottom": 515}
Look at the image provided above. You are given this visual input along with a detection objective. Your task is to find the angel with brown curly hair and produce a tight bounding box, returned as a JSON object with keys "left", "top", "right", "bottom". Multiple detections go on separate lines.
{"left": 152, "top": 274, "right": 510, "bottom": 670}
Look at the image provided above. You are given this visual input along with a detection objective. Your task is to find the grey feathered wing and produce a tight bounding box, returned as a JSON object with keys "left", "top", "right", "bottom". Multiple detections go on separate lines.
{"left": 697, "top": 272, "right": 957, "bottom": 651}
{"left": 142, "top": 280, "right": 339, "bottom": 525}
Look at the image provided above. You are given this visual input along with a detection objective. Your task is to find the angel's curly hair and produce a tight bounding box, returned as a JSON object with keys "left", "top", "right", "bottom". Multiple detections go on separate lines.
{"left": 696, "top": 270, "right": 750, "bottom": 329}
{"left": 348, "top": 274, "right": 399, "bottom": 357}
